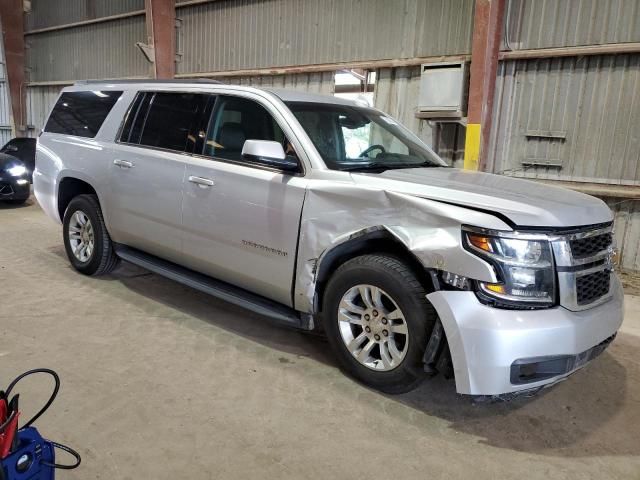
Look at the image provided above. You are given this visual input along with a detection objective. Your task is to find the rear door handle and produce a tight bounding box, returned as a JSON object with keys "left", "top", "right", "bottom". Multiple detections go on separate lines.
{"left": 114, "top": 159, "right": 134, "bottom": 169}
{"left": 188, "top": 176, "right": 215, "bottom": 187}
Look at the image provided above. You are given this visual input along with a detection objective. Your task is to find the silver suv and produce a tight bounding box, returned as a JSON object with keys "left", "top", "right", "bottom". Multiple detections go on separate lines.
{"left": 34, "top": 81, "right": 623, "bottom": 397}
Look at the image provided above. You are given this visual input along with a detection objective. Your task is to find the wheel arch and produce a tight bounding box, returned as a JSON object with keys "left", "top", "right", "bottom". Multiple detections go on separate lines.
{"left": 313, "top": 227, "right": 436, "bottom": 314}
{"left": 57, "top": 176, "right": 99, "bottom": 222}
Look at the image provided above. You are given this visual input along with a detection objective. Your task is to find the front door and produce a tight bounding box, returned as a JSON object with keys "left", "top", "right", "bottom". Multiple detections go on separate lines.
{"left": 181, "top": 94, "right": 307, "bottom": 306}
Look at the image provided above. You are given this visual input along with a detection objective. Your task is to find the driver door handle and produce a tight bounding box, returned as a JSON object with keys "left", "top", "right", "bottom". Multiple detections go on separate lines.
{"left": 188, "top": 176, "right": 215, "bottom": 187}
{"left": 113, "top": 159, "right": 134, "bottom": 169}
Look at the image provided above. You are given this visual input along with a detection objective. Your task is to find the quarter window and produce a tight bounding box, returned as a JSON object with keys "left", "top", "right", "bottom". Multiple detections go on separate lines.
{"left": 45, "top": 90, "right": 123, "bottom": 138}
{"left": 119, "top": 92, "right": 149, "bottom": 144}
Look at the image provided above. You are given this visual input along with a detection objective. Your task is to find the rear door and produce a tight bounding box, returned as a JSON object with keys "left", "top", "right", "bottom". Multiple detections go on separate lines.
{"left": 106, "top": 91, "right": 209, "bottom": 262}
{"left": 180, "top": 94, "right": 307, "bottom": 306}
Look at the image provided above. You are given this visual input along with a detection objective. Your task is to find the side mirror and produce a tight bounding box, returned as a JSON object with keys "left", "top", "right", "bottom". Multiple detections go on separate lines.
{"left": 241, "top": 140, "right": 299, "bottom": 172}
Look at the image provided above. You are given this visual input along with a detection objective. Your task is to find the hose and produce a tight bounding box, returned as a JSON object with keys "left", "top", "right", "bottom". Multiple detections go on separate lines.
{"left": 5, "top": 369, "right": 60, "bottom": 429}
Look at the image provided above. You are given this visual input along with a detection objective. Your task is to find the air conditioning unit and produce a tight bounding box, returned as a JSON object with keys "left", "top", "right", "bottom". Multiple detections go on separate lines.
{"left": 416, "top": 62, "right": 468, "bottom": 119}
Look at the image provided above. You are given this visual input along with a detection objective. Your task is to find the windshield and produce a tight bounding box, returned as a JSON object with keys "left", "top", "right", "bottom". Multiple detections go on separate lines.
{"left": 286, "top": 102, "right": 447, "bottom": 172}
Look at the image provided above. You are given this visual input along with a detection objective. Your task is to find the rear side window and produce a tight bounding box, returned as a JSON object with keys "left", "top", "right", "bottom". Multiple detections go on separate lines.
{"left": 135, "top": 92, "right": 209, "bottom": 153}
{"left": 44, "top": 91, "right": 123, "bottom": 138}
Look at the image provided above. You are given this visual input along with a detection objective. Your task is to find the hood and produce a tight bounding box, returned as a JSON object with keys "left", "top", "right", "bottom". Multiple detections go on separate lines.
{"left": 350, "top": 167, "right": 612, "bottom": 228}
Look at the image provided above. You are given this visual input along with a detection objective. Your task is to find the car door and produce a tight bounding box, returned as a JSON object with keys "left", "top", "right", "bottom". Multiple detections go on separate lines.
{"left": 180, "top": 94, "right": 307, "bottom": 306}
{"left": 106, "top": 91, "right": 208, "bottom": 263}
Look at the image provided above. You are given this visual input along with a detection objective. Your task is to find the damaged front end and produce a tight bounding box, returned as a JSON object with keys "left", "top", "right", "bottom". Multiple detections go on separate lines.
{"left": 293, "top": 182, "right": 511, "bottom": 316}
{"left": 291, "top": 181, "right": 514, "bottom": 390}
{"left": 292, "top": 180, "right": 623, "bottom": 397}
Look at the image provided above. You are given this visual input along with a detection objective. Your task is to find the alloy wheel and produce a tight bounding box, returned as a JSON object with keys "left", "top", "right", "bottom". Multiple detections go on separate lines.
{"left": 337, "top": 284, "right": 409, "bottom": 371}
{"left": 67, "top": 210, "right": 95, "bottom": 263}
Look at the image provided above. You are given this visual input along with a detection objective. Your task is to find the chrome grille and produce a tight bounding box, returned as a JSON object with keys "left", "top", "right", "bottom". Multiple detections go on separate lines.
{"left": 576, "top": 270, "right": 611, "bottom": 305}
{"left": 551, "top": 223, "right": 614, "bottom": 311}
{"left": 570, "top": 233, "right": 613, "bottom": 259}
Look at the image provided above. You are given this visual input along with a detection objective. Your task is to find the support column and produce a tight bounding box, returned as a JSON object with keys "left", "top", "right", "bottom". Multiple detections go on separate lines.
{"left": 0, "top": 0, "right": 26, "bottom": 136}
{"left": 464, "top": 0, "right": 505, "bottom": 171}
{"left": 145, "top": 0, "right": 176, "bottom": 79}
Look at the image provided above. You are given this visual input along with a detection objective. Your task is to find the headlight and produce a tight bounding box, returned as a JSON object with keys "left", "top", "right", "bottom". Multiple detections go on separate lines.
{"left": 463, "top": 227, "right": 556, "bottom": 308}
{"left": 7, "top": 165, "right": 27, "bottom": 177}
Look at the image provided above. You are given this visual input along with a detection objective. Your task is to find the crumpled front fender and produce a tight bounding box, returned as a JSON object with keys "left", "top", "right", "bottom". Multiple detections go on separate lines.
{"left": 293, "top": 182, "right": 512, "bottom": 313}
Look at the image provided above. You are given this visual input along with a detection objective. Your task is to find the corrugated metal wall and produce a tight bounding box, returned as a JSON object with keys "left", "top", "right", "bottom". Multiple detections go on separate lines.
{"left": 375, "top": 66, "right": 465, "bottom": 167}
{"left": 0, "top": 19, "right": 12, "bottom": 146}
{"left": 14, "top": 0, "right": 640, "bottom": 272}
{"left": 504, "top": 0, "right": 640, "bottom": 50}
{"left": 607, "top": 198, "right": 640, "bottom": 272}
{"left": 218, "top": 72, "right": 335, "bottom": 95}
{"left": 375, "top": 67, "right": 428, "bottom": 142}
{"left": 24, "top": 0, "right": 144, "bottom": 31}
{"left": 488, "top": 54, "right": 640, "bottom": 185}
{"left": 25, "top": 15, "right": 148, "bottom": 82}
{"left": 176, "top": 0, "right": 474, "bottom": 75}
{"left": 26, "top": 85, "right": 63, "bottom": 136}
{"left": 496, "top": 1, "right": 640, "bottom": 272}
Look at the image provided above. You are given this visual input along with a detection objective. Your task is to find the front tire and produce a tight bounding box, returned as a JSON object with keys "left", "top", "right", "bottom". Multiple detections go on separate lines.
{"left": 63, "top": 194, "right": 119, "bottom": 276}
{"left": 323, "top": 254, "right": 438, "bottom": 394}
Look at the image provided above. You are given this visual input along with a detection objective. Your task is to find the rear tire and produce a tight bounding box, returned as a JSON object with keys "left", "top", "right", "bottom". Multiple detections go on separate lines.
{"left": 63, "top": 194, "right": 119, "bottom": 276}
{"left": 7, "top": 198, "right": 27, "bottom": 205}
{"left": 323, "top": 254, "right": 438, "bottom": 394}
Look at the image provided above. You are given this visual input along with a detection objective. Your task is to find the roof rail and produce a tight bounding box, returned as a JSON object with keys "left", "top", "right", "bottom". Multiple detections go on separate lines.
{"left": 73, "top": 78, "right": 224, "bottom": 85}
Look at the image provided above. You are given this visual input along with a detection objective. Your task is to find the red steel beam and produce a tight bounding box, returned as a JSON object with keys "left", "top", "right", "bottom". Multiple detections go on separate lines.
{"left": 145, "top": 0, "right": 176, "bottom": 79}
{"left": 0, "top": 0, "right": 26, "bottom": 135}
{"left": 464, "top": 0, "right": 505, "bottom": 171}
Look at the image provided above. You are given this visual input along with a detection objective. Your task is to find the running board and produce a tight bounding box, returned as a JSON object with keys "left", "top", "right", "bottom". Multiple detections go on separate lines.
{"left": 114, "top": 245, "right": 311, "bottom": 330}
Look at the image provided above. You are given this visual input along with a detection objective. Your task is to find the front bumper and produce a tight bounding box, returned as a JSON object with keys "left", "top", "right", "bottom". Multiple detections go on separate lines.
{"left": 0, "top": 177, "right": 30, "bottom": 200}
{"left": 427, "top": 274, "right": 624, "bottom": 396}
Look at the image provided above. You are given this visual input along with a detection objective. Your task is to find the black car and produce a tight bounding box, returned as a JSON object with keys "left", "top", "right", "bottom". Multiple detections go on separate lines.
{"left": 0, "top": 138, "right": 36, "bottom": 205}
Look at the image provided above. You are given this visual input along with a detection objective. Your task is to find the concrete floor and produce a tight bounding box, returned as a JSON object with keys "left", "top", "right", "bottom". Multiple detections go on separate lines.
{"left": 1, "top": 198, "right": 639, "bottom": 480}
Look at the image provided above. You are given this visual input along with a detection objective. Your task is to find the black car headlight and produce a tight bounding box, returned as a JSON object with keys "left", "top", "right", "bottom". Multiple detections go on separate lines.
{"left": 462, "top": 227, "right": 556, "bottom": 308}
{"left": 7, "top": 165, "right": 27, "bottom": 177}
